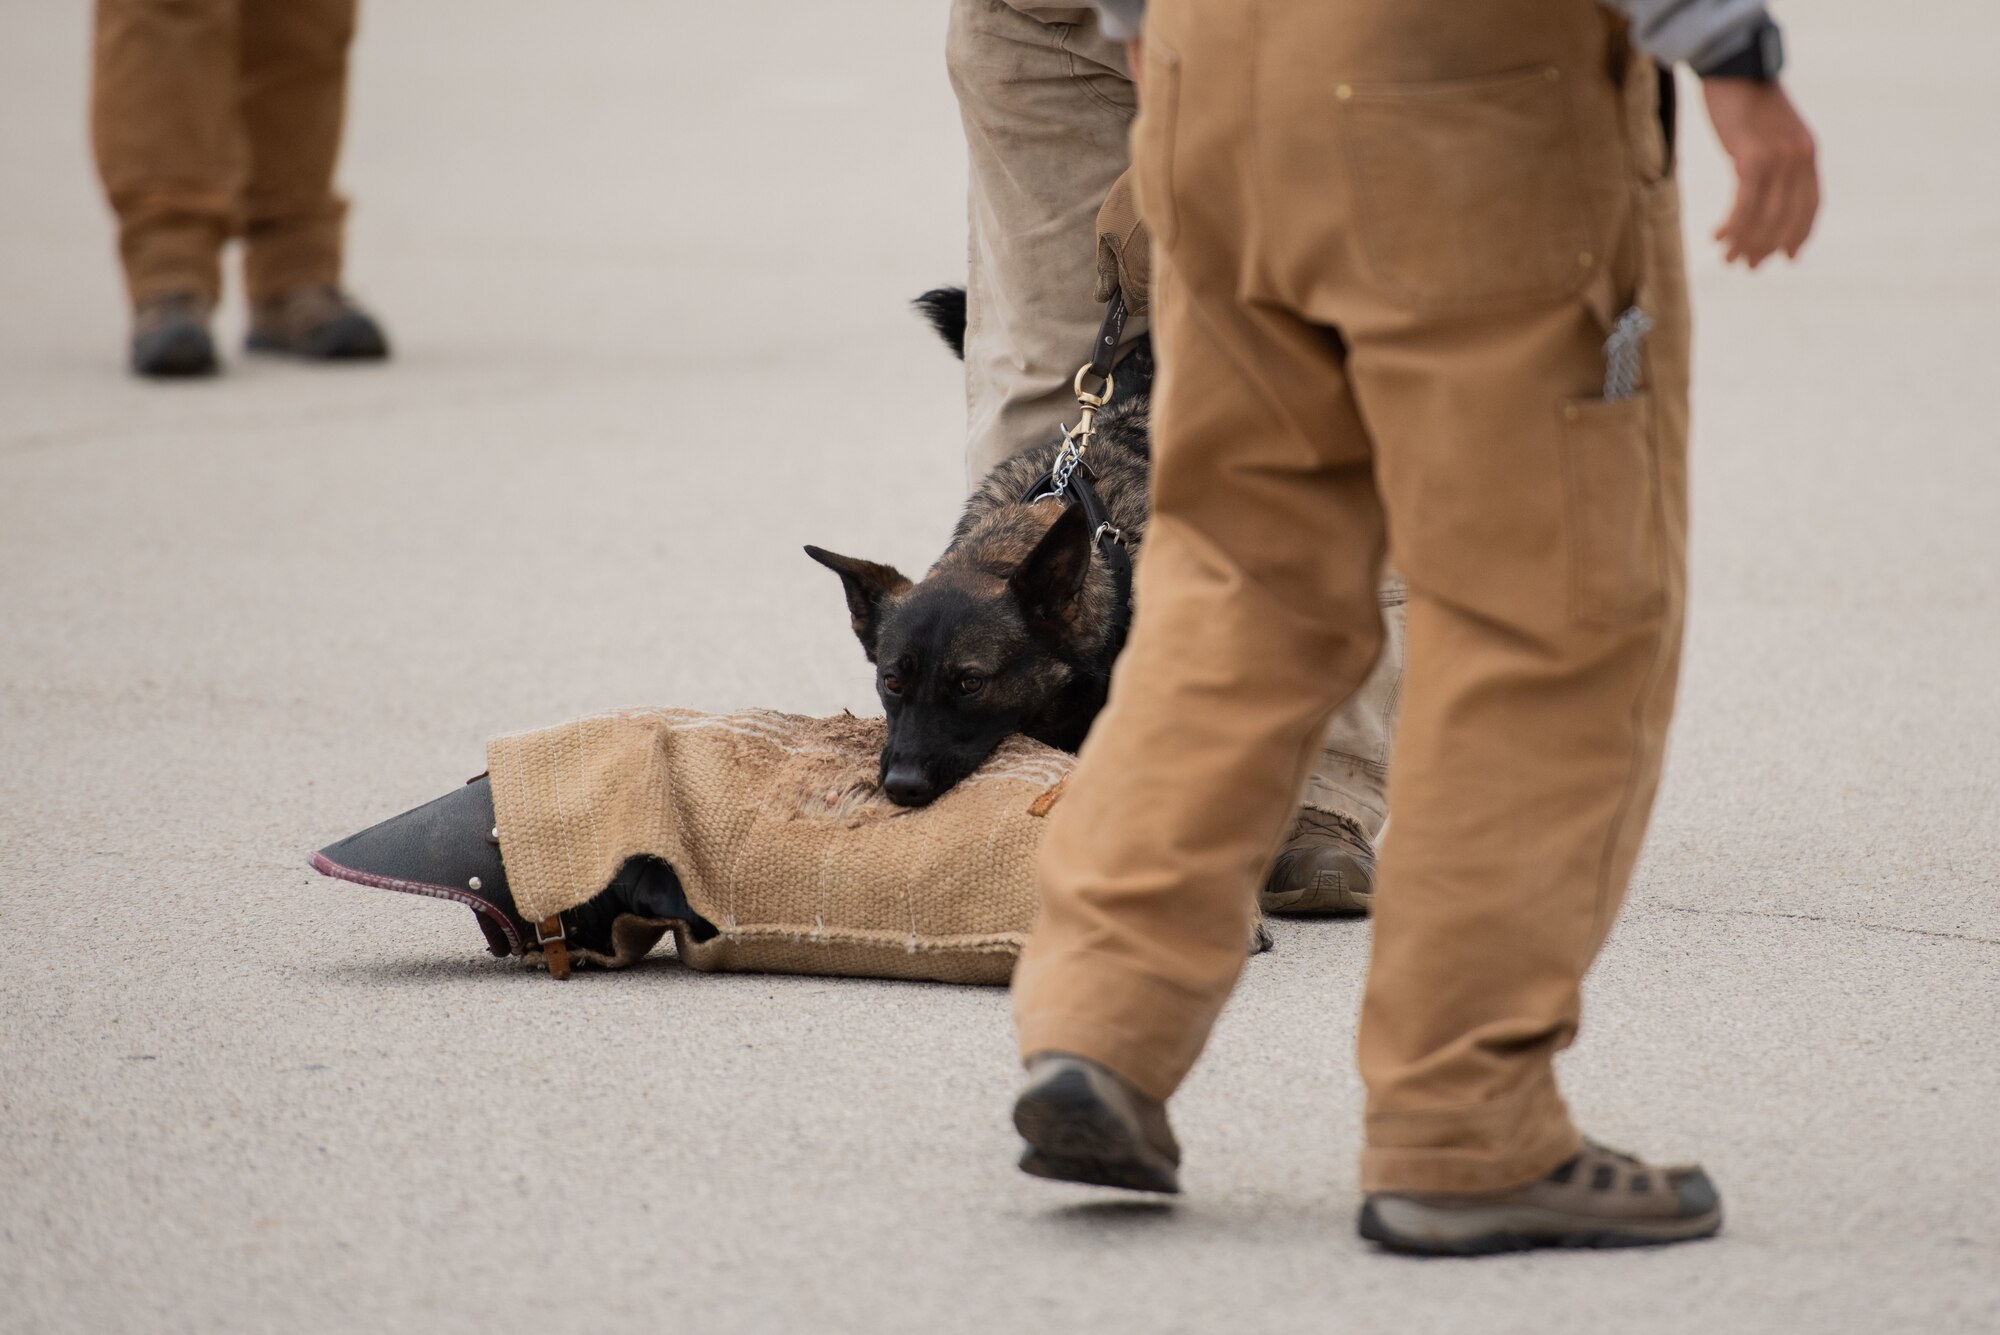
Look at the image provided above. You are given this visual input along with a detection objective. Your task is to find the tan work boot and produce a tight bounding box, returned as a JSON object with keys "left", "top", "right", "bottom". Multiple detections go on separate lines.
{"left": 1261, "top": 807, "right": 1374, "bottom": 915}
{"left": 1013, "top": 1053, "right": 1181, "bottom": 1194}
{"left": 247, "top": 284, "right": 390, "bottom": 361}
{"left": 1359, "top": 1140, "right": 1723, "bottom": 1255}
{"left": 130, "top": 292, "right": 218, "bottom": 378}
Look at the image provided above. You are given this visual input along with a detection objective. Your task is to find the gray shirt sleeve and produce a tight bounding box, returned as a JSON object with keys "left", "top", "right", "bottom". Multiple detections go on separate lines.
{"left": 1095, "top": 0, "right": 1145, "bottom": 41}
{"left": 1607, "top": 0, "right": 1771, "bottom": 69}
{"left": 1092, "top": 0, "right": 1772, "bottom": 70}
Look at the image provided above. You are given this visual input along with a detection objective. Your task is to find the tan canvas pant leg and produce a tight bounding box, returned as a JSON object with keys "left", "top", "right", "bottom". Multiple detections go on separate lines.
{"left": 946, "top": 0, "right": 1141, "bottom": 485}
{"left": 91, "top": 0, "right": 353, "bottom": 307}
{"left": 1014, "top": 0, "right": 1690, "bottom": 1195}
{"left": 236, "top": 0, "right": 356, "bottom": 303}
{"left": 92, "top": 0, "right": 242, "bottom": 306}
{"left": 1350, "top": 36, "right": 1690, "bottom": 1193}
{"left": 1012, "top": 12, "right": 1394, "bottom": 1099}
{"left": 946, "top": 0, "right": 1401, "bottom": 839}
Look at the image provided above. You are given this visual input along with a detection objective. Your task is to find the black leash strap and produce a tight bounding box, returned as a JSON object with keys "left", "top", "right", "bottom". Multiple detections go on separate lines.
{"left": 1076, "top": 473, "right": 1134, "bottom": 664}
{"left": 1084, "top": 289, "right": 1129, "bottom": 393}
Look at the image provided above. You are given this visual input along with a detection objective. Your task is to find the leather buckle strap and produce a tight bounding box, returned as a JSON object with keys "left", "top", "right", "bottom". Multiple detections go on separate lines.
{"left": 1082, "top": 289, "right": 1129, "bottom": 396}
{"left": 536, "top": 915, "right": 571, "bottom": 980}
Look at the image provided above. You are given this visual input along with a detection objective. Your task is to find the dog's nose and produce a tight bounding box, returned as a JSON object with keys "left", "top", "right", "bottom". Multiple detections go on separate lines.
{"left": 881, "top": 765, "right": 937, "bottom": 807}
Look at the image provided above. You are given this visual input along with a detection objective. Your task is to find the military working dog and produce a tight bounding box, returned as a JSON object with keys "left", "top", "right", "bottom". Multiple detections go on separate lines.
{"left": 806, "top": 288, "right": 1154, "bottom": 808}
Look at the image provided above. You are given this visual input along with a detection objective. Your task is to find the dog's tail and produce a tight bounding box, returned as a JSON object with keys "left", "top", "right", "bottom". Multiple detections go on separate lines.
{"left": 913, "top": 286, "right": 967, "bottom": 360}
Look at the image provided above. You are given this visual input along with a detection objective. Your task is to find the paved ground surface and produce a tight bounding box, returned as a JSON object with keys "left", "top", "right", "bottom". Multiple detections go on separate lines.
{"left": 3, "top": 3, "right": 1996, "bottom": 1332}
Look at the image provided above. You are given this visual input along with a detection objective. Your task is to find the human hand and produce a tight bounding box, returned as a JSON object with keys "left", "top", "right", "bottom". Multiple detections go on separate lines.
{"left": 1701, "top": 77, "right": 1820, "bottom": 268}
{"left": 1126, "top": 38, "right": 1143, "bottom": 99}
{"left": 1095, "top": 168, "right": 1151, "bottom": 313}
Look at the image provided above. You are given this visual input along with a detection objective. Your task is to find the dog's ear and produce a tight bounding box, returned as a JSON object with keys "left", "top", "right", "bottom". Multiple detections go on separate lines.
{"left": 912, "top": 287, "right": 967, "bottom": 360}
{"left": 1009, "top": 505, "right": 1092, "bottom": 635}
{"left": 804, "top": 546, "right": 912, "bottom": 658}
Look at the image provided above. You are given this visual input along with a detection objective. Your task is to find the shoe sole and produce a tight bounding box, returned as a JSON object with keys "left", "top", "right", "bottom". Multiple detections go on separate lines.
{"left": 1013, "top": 1065, "right": 1180, "bottom": 1195}
{"left": 1357, "top": 1197, "right": 1722, "bottom": 1256}
{"left": 1259, "top": 887, "right": 1372, "bottom": 916}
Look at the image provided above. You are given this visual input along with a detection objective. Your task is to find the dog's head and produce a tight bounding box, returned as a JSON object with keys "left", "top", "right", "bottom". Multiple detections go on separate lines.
{"left": 805, "top": 505, "right": 1095, "bottom": 807}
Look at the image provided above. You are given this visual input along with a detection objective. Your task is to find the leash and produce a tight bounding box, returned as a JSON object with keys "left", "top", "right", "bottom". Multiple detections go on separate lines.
{"left": 1018, "top": 290, "right": 1135, "bottom": 665}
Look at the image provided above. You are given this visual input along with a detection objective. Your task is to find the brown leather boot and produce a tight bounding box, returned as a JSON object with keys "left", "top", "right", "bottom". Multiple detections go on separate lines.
{"left": 1359, "top": 1140, "right": 1723, "bottom": 1255}
{"left": 1260, "top": 807, "right": 1375, "bottom": 915}
{"left": 130, "top": 293, "right": 218, "bottom": 378}
{"left": 247, "top": 284, "right": 390, "bottom": 360}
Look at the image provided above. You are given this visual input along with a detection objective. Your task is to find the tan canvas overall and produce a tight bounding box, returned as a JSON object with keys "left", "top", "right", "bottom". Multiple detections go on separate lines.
{"left": 92, "top": 0, "right": 357, "bottom": 306}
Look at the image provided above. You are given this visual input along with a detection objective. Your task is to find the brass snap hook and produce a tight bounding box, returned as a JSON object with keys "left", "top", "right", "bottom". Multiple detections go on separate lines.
{"left": 1073, "top": 363, "right": 1114, "bottom": 409}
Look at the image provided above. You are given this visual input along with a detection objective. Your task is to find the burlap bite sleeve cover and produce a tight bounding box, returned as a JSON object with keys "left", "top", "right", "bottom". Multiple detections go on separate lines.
{"left": 485, "top": 709, "right": 1072, "bottom": 985}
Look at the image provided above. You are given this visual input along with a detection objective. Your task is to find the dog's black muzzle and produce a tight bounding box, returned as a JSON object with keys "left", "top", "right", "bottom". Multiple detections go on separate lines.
{"left": 879, "top": 709, "right": 1017, "bottom": 808}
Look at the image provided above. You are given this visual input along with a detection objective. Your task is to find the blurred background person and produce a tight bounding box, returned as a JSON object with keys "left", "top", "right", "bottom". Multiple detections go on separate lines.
{"left": 91, "top": 0, "right": 390, "bottom": 378}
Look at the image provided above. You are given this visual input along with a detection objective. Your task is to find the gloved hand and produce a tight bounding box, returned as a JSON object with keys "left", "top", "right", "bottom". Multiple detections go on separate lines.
{"left": 1093, "top": 168, "right": 1152, "bottom": 317}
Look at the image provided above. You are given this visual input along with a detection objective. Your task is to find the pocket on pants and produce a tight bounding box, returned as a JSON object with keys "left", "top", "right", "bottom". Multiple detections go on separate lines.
{"left": 1558, "top": 392, "right": 1665, "bottom": 627}
{"left": 1339, "top": 66, "right": 1597, "bottom": 313}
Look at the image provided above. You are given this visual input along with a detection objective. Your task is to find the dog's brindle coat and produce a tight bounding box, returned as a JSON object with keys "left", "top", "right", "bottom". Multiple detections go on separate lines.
{"left": 806, "top": 289, "right": 1152, "bottom": 807}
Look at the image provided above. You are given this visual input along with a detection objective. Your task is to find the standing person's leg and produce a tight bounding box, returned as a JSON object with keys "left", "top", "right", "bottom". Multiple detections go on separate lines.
{"left": 1344, "top": 27, "right": 1698, "bottom": 1216}
{"left": 1013, "top": 0, "right": 1715, "bottom": 1249}
{"left": 91, "top": 0, "right": 240, "bottom": 374}
{"left": 1265, "top": 574, "right": 1405, "bottom": 915}
{"left": 946, "top": 0, "right": 1402, "bottom": 912}
{"left": 946, "top": 1, "right": 1140, "bottom": 484}
{"left": 237, "top": 0, "right": 352, "bottom": 304}
{"left": 1012, "top": 8, "right": 1393, "bottom": 1136}
{"left": 239, "top": 0, "right": 388, "bottom": 359}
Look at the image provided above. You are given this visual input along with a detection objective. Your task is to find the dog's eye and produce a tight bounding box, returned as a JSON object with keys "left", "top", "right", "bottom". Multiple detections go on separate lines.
{"left": 958, "top": 675, "right": 985, "bottom": 696}
{"left": 881, "top": 675, "right": 902, "bottom": 696}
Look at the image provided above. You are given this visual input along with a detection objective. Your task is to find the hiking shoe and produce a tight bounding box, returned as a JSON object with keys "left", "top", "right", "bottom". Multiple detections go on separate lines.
{"left": 130, "top": 293, "right": 218, "bottom": 378}
{"left": 1358, "top": 1140, "right": 1723, "bottom": 1255}
{"left": 1261, "top": 807, "right": 1374, "bottom": 915}
{"left": 246, "top": 284, "right": 390, "bottom": 360}
{"left": 311, "top": 775, "right": 712, "bottom": 974}
{"left": 1013, "top": 1053, "right": 1181, "bottom": 1194}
